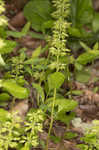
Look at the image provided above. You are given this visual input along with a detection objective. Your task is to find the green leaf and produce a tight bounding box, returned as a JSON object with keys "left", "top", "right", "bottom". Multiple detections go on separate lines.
{"left": 70, "top": 0, "right": 93, "bottom": 27}
{"left": 75, "top": 62, "right": 83, "bottom": 71}
{"left": 55, "top": 99, "right": 78, "bottom": 113}
{"left": 7, "top": 31, "right": 24, "bottom": 38}
{"left": 0, "top": 93, "right": 10, "bottom": 101}
{"left": 80, "top": 42, "right": 91, "bottom": 51}
{"left": 50, "top": 136, "right": 61, "bottom": 144}
{"left": 32, "top": 83, "right": 45, "bottom": 103}
{"left": 0, "top": 80, "right": 2, "bottom": 87}
{"left": 67, "top": 90, "right": 83, "bottom": 96}
{"left": 29, "top": 31, "right": 45, "bottom": 40}
{"left": 41, "top": 20, "right": 54, "bottom": 32}
{"left": 64, "top": 132, "right": 78, "bottom": 140}
{"left": 21, "top": 145, "right": 30, "bottom": 150}
{"left": 0, "top": 54, "right": 5, "bottom": 66}
{"left": 48, "top": 72, "right": 65, "bottom": 90}
{"left": 76, "top": 50, "right": 99, "bottom": 65}
{"left": 46, "top": 98, "right": 78, "bottom": 113}
{"left": 77, "top": 144, "right": 89, "bottom": 150}
{"left": 75, "top": 70, "right": 90, "bottom": 83}
{"left": 93, "top": 42, "right": 99, "bottom": 50}
{"left": 56, "top": 112, "right": 76, "bottom": 125}
{"left": 7, "top": 22, "right": 31, "bottom": 38}
{"left": 93, "top": 13, "right": 99, "bottom": 33}
{"left": 0, "top": 108, "right": 9, "bottom": 122}
{"left": 1, "top": 80, "right": 29, "bottom": 99}
{"left": 0, "top": 26, "right": 7, "bottom": 38}
{"left": 32, "top": 46, "right": 41, "bottom": 58}
{"left": 0, "top": 40, "right": 16, "bottom": 54}
{"left": 68, "top": 27, "right": 81, "bottom": 37}
{"left": 21, "top": 22, "right": 31, "bottom": 35}
{"left": 24, "top": 58, "right": 44, "bottom": 65}
{"left": 72, "top": 90, "right": 83, "bottom": 96}
{"left": 23, "top": 0, "right": 52, "bottom": 31}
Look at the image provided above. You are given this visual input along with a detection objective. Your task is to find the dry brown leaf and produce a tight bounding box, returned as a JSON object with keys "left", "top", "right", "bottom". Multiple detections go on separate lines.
{"left": 10, "top": 11, "right": 26, "bottom": 27}
{"left": 74, "top": 81, "right": 99, "bottom": 105}
{"left": 53, "top": 126, "right": 65, "bottom": 137}
{"left": 83, "top": 90, "right": 99, "bottom": 105}
{"left": 63, "top": 140, "right": 80, "bottom": 150}
{"left": 18, "top": 35, "right": 45, "bottom": 51}
{"left": 74, "top": 81, "right": 87, "bottom": 90}
{"left": 79, "top": 104, "right": 98, "bottom": 113}
{"left": 10, "top": 0, "right": 28, "bottom": 10}
{"left": 92, "top": 0, "right": 99, "bottom": 11}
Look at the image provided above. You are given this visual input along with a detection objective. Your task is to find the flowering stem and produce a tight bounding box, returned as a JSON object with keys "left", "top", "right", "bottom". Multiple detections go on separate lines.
{"left": 46, "top": 88, "right": 56, "bottom": 150}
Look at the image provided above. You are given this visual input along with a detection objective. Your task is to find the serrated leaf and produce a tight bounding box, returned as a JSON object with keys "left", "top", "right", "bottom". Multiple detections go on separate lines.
{"left": 23, "top": 0, "right": 52, "bottom": 31}
{"left": 1, "top": 80, "right": 29, "bottom": 99}
{"left": 32, "top": 83, "right": 45, "bottom": 103}
{"left": 48, "top": 72, "right": 65, "bottom": 90}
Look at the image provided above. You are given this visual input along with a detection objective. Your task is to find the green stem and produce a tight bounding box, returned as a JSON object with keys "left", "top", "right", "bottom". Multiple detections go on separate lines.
{"left": 11, "top": 97, "right": 16, "bottom": 111}
{"left": 46, "top": 37, "right": 59, "bottom": 150}
{"left": 46, "top": 88, "right": 56, "bottom": 150}
{"left": 37, "top": 90, "right": 40, "bottom": 106}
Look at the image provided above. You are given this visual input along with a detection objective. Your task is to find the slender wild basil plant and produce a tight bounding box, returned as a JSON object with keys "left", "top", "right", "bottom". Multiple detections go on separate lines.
{"left": 46, "top": 0, "right": 71, "bottom": 149}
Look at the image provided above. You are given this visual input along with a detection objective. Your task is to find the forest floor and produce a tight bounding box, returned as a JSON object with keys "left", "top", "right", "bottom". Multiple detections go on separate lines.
{"left": 4, "top": 0, "right": 99, "bottom": 150}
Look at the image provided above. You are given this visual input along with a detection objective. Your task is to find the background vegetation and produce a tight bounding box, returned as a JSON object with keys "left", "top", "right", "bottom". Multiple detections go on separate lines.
{"left": 0, "top": 0, "right": 99, "bottom": 149}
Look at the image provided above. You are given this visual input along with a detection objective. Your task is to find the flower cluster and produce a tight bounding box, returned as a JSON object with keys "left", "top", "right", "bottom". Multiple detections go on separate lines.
{"left": 0, "top": 112, "right": 21, "bottom": 150}
{"left": 0, "top": 109, "right": 45, "bottom": 149}
{"left": 0, "top": 0, "right": 7, "bottom": 26}
{"left": 21, "top": 109, "right": 45, "bottom": 147}
{"left": 49, "top": 0, "right": 71, "bottom": 71}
